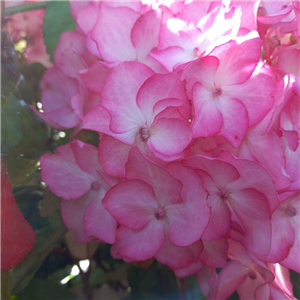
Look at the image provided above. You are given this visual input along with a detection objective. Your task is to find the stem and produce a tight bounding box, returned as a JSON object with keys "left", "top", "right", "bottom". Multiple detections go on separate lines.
{"left": 5, "top": 2, "right": 49, "bottom": 16}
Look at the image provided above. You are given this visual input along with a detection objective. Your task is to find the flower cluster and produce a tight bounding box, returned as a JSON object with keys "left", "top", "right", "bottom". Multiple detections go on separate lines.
{"left": 38, "top": 1, "right": 299, "bottom": 299}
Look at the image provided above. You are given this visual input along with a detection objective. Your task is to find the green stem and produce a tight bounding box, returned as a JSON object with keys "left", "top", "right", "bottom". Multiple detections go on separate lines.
{"left": 5, "top": 2, "right": 49, "bottom": 16}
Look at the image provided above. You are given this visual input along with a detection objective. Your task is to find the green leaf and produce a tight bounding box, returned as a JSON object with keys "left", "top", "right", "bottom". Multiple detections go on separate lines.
{"left": 6, "top": 157, "right": 38, "bottom": 187}
{"left": 43, "top": 1, "right": 76, "bottom": 62}
{"left": 1, "top": 95, "right": 48, "bottom": 157}
{"left": 1, "top": 270, "right": 13, "bottom": 300}
{"left": 15, "top": 278, "right": 77, "bottom": 300}
{"left": 40, "top": 188, "right": 61, "bottom": 218}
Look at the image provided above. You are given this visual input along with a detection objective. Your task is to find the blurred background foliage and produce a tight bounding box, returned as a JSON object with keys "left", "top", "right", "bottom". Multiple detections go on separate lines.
{"left": 1, "top": 2, "right": 299, "bottom": 300}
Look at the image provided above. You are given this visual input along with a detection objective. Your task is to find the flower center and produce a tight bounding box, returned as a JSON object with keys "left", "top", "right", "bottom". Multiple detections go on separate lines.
{"left": 155, "top": 207, "right": 165, "bottom": 220}
{"left": 139, "top": 125, "right": 150, "bottom": 142}
{"left": 91, "top": 181, "right": 100, "bottom": 190}
{"left": 217, "top": 189, "right": 229, "bottom": 201}
{"left": 213, "top": 87, "right": 222, "bottom": 96}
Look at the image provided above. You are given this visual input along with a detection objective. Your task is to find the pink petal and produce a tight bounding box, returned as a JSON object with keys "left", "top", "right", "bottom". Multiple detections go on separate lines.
{"left": 61, "top": 193, "right": 95, "bottom": 243}
{"left": 211, "top": 32, "right": 261, "bottom": 86}
{"left": 148, "top": 118, "right": 192, "bottom": 157}
{"left": 84, "top": 196, "right": 117, "bottom": 244}
{"left": 79, "top": 61, "right": 111, "bottom": 94}
{"left": 102, "top": 179, "right": 157, "bottom": 230}
{"left": 218, "top": 96, "right": 249, "bottom": 147}
{"left": 223, "top": 71, "right": 275, "bottom": 127}
{"left": 126, "top": 147, "right": 182, "bottom": 206}
{"left": 41, "top": 145, "right": 94, "bottom": 200}
{"left": 92, "top": 5, "right": 139, "bottom": 63}
{"left": 136, "top": 71, "right": 188, "bottom": 123}
{"left": 191, "top": 82, "right": 224, "bottom": 137}
{"left": 217, "top": 260, "right": 248, "bottom": 300}
{"left": 101, "top": 62, "right": 153, "bottom": 135}
{"left": 229, "top": 188, "right": 272, "bottom": 256}
{"left": 155, "top": 238, "right": 202, "bottom": 270}
{"left": 98, "top": 135, "right": 131, "bottom": 178}
{"left": 111, "top": 221, "right": 165, "bottom": 261}
{"left": 131, "top": 10, "right": 161, "bottom": 61}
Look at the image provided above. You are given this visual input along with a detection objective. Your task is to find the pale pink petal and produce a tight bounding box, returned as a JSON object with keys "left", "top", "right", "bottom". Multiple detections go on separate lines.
{"left": 76, "top": 4, "right": 98, "bottom": 35}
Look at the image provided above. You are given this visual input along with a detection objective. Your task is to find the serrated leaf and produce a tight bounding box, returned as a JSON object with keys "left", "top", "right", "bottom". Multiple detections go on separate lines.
{"left": 43, "top": 1, "right": 76, "bottom": 62}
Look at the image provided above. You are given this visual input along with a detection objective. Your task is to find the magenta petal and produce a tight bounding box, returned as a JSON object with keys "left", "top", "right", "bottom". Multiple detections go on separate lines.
{"left": 103, "top": 179, "right": 157, "bottom": 230}
{"left": 148, "top": 118, "right": 192, "bottom": 157}
{"left": 112, "top": 221, "right": 165, "bottom": 261}
{"left": 84, "top": 196, "right": 117, "bottom": 244}
{"left": 200, "top": 239, "right": 228, "bottom": 268}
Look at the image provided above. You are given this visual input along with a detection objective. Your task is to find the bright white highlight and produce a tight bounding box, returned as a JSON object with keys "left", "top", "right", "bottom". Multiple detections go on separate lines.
{"left": 79, "top": 259, "right": 90, "bottom": 273}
